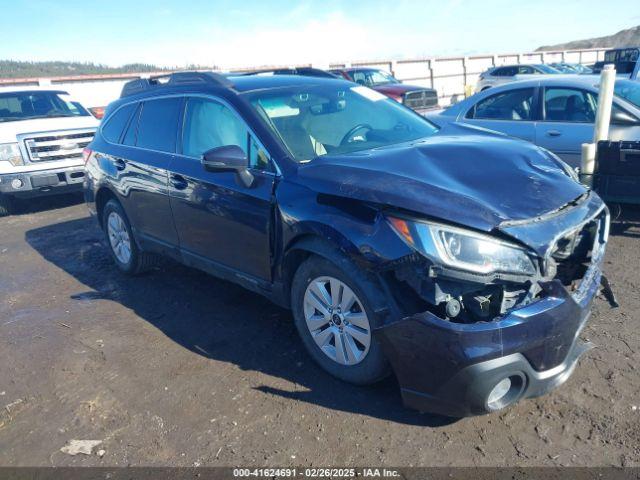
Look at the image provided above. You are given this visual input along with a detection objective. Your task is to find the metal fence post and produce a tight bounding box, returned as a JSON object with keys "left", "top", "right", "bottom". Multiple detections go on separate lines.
{"left": 428, "top": 59, "right": 435, "bottom": 90}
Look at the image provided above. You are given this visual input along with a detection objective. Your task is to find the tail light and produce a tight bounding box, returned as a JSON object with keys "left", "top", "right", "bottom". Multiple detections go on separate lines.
{"left": 89, "top": 106, "right": 105, "bottom": 119}
{"left": 82, "top": 147, "right": 93, "bottom": 165}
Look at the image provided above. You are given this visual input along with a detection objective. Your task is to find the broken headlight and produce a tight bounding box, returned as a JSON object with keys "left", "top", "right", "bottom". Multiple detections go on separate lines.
{"left": 388, "top": 216, "right": 536, "bottom": 276}
{"left": 0, "top": 143, "right": 24, "bottom": 166}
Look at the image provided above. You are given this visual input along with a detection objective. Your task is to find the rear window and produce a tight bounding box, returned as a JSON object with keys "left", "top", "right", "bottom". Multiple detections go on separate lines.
{"left": 102, "top": 103, "right": 136, "bottom": 143}
{"left": 135, "top": 98, "right": 182, "bottom": 152}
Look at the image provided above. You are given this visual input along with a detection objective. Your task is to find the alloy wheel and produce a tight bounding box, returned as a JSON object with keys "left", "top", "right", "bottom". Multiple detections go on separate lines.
{"left": 107, "top": 211, "right": 132, "bottom": 265}
{"left": 303, "top": 276, "right": 371, "bottom": 366}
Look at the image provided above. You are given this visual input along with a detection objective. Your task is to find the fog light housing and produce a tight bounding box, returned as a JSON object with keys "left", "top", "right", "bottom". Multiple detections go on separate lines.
{"left": 11, "top": 178, "right": 23, "bottom": 189}
{"left": 486, "top": 374, "right": 525, "bottom": 411}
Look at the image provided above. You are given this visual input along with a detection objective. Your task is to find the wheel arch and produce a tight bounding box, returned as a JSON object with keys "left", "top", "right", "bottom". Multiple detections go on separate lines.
{"left": 279, "top": 234, "right": 393, "bottom": 318}
{"left": 95, "top": 186, "right": 121, "bottom": 229}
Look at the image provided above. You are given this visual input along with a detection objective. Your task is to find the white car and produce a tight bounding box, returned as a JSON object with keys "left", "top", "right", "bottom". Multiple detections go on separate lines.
{"left": 0, "top": 87, "right": 98, "bottom": 216}
{"left": 475, "top": 64, "right": 562, "bottom": 92}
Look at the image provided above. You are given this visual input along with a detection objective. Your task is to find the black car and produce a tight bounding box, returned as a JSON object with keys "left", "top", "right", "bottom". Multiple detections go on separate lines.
{"left": 84, "top": 72, "right": 610, "bottom": 417}
{"left": 593, "top": 47, "right": 640, "bottom": 79}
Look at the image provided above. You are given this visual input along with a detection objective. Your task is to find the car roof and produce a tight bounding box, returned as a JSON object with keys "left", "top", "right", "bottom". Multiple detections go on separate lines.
{"left": 333, "top": 67, "right": 384, "bottom": 73}
{"left": 228, "top": 74, "right": 351, "bottom": 92}
{"left": 484, "top": 74, "right": 602, "bottom": 89}
{"left": 119, "top": 73, "right": 354, "bottom": 101}
{"left": 492, "top": 64, "right": 546, "bottom": 69}
{"left": 111, "top": 73, "right": 356, "bottom": 111}
{"left": 0, "top": 86, "right": 69, "bottom": 95}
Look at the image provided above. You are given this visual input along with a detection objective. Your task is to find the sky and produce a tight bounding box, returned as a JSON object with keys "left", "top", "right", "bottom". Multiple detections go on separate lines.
{"left": 2, "top": 0, "right": 638, "bottom": 69}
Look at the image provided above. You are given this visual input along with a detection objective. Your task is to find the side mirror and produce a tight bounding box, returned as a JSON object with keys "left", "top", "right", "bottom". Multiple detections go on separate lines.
{"left": 611, "top": 109, "right": 640, "bottom": 126}
{"left": 201, "top": 145, "right": 254, "bottom": 188}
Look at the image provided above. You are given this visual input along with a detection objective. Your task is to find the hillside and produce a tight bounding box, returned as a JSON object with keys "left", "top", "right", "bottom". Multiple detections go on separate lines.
{"left": 0, "top": 61, "right": 183, "bottom": 78}
{"left": 537, "top": 25, "right": 640, "bottom": 51}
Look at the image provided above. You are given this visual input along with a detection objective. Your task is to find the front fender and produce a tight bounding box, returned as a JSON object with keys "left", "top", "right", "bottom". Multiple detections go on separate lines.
{"left": 276, "top": 180, "right": 414, "bottom": 271}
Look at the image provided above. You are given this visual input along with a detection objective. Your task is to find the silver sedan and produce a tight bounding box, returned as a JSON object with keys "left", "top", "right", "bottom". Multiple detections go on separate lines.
{"left": 427, "top": 76, "right": 640, "bottom": 168}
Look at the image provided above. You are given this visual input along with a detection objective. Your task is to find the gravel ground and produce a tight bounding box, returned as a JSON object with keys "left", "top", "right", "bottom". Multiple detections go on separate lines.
{"left": 0, "top": 194, "right": 638, "bottom": 467}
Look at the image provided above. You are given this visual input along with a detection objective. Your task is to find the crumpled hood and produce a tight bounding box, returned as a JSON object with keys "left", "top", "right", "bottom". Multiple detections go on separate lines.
{"left": 295, "top": 127, "right": 588, "bottom": 234}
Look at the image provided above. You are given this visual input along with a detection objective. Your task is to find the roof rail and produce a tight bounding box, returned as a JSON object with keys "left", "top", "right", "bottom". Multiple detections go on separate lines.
{"left": 120, "top": 71, "right": 233, "bottom": 98}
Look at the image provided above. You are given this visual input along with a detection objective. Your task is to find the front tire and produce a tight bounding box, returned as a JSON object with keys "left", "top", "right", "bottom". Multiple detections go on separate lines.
{"left": 291, "top": 255, "right": 391, "bottom": 385}
{"left": 102, "top": 199, "right": 159, "bottom": 275}
{"left": 0, "top": 194, "right": 13, "bottom": 217}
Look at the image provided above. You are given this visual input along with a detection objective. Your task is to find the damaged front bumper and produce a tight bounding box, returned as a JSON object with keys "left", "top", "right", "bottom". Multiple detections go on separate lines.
{"left": 376, "top": 270, "right": 601, "bottom": 417}
{"left": 375, "top": 194, "right": 609, "bottom": 417}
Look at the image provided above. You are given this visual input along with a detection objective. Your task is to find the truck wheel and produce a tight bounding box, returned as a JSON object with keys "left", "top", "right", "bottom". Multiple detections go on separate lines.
{"left": 102, "top": 199, "right": 160, "bottom": 275}
{"left": 291, "top": 255, "right": 391, "bottom": 385}
{"left": 0, "top": 194, "right": 13, "bottom": 217}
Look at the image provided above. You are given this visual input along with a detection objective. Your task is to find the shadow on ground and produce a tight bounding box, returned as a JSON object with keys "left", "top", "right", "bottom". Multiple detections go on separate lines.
{"left": 610, "top": 204, "right": 640, "bottom": 238}
{"left": 25, "top": 215, "right": 455, "bottom": 427}
{"left": 10, "top": 192, "right": 84, "bottom": 215}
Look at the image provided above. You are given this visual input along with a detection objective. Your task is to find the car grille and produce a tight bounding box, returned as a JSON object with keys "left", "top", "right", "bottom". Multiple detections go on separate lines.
{"left": 403, "top": 90, "right": 438, "bottom": 110}
{"left": 23, "top": 130, "right": 95, "bottom": 163}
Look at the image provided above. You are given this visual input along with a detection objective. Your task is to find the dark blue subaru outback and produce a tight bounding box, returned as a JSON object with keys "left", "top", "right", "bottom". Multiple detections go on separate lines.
{"left": 84, "top": 72, "right": 610, "bottom": 417}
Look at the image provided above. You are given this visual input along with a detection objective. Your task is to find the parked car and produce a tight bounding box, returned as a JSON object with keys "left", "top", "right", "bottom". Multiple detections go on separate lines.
{"left": 475, "top": 64, "right": 561, "bottom": 91}
{"left": 592, "top": 47, "right": 639, "bottom": 79}
{"left": 550, "top": 63, "right": 593, "bottom": 74}
{"left": 85, "top": 72, "right": 609, "bottom": 417}
{"left": 427, "top": 76, "right": 640, "bottom": 168}
{"left": 0, "top": 87, "right": 98, "bottom": 216}
{"left": 329, "top": 67, "right": 439, "bottom": 113}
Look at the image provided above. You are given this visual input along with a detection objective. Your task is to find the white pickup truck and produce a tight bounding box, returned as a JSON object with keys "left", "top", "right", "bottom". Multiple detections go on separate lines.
{"left": 0, "top": 87, "right": 98, "bottom": 216}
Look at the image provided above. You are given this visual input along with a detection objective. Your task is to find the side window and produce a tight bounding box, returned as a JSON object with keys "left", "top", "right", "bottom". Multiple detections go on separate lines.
{"left": 249, "top": 136, "right": 271, "bottom": 170}
{"left": 122, "top": 103, "right": 140, "bottom": 146}
{"left": 544, "top": 88, "right": 596, "bottom": 122}
{"left": 182, "top": 97, "right": 248, "bottom": 158}
{"left": 492, "top": 67, "right": 506, "bottom": 77}
{"left": 101, "top": 103, "right": 136, "bottom": 143}
{"left": 135, "top": 98, "right": 182, "bottom": 152}
{"left": 497, "top": 67, "right": 517, "bottom": 77}
{"left": 467, "top": 88, "right": 535, "bottom": 121}
{"left": 518, "top": 66, "right": 534, "bottom": 74}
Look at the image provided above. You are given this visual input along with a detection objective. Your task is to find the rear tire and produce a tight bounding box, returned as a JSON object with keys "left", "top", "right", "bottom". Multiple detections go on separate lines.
{"left": 0, "top": 194, "right": 13, "bottom": 217}
{"left": 102, "top": 199, "right": 160, "bottom": 275}
{"left": 291, "top": 255, "right": 391, "bottom": 385}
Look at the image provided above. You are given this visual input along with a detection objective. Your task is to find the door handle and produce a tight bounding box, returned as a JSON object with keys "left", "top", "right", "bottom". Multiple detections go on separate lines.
{"left": 169, "top": 174, "right": 188, "bottom": 190}
{"left": 113, "top": 158, "right": 126, "bottom": 171}
{"left": 546, "top": 130, "right": 562, "bottom": 137}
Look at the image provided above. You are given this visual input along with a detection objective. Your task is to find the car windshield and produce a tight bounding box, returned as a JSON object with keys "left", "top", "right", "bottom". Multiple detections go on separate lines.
{"left": 0, "top": 91, "right": 90, "bottom": 123}
{"left": 351, "top": 69, "right": 399, "bottom": 87}
{"left": 247, "top": 83, "right": 438, "bottom": 162}
{"left": 614, "top": 80, "right": 640, "bottom": 109}
{"left": 536, "top": 64, "right": 562, "bottom": 74}
{"left": 574, "top": 64, "right": 593, "bottom": 74}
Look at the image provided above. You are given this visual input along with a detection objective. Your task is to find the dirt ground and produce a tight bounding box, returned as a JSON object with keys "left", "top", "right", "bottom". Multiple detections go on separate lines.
{"left": 0, "top": 194, "right": 638, "bottom": 467}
